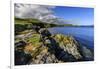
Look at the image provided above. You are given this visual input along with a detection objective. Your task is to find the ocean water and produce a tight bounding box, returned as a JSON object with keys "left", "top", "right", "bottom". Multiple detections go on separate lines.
{"left": 48, "top": 27, "right": 94, "bottom": 49}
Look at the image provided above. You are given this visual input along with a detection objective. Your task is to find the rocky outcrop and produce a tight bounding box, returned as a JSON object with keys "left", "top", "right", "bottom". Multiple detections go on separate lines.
{"left": 24, "top": 42, "right": 60, "bottom": 64}
{"left": 15, "top": 29, "right": 94, "bottom": 65}
{"left": 53, "top": 34, "right": 82, "bottom": 60}
{"left": 53, "top": 34, "right": 94, "bottom": 61}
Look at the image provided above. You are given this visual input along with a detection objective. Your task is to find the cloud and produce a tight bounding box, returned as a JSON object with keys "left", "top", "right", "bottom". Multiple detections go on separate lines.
{"left": 14, "top": 3, "right": 58, "bottom": 23}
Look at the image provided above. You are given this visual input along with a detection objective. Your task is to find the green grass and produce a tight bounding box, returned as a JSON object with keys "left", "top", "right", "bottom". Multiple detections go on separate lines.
{"left": 26, "top": 34, "right": 40, "bottom": 43}
{"left": 15, "top": 38, "right": 22, "bottom": 42}
{"left": 15, "top": 17, "right": 59, "bottom": 28}
{"left": 15, "top": 17, "right": 41, "bottom": 24}
{"left": 15, "top": 17, "right": 78, "bottom": 30}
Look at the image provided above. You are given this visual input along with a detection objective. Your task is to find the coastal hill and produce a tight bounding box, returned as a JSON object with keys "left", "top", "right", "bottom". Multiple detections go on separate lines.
{"left": 15, "top": 18, "right": 76, "bottom": 28}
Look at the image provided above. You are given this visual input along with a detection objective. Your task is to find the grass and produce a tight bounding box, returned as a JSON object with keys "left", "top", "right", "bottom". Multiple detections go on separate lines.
{"left": 15, "top": 38, "right": 22, "bottom": 42}
{"left": 26, "top": 34, "right": 41, "bottom": 44}
{"left": 19, "top": 30, "right": 33, "bottom": 34}
{"left": 15, "top": 17, "right": 60, "bottom": 28}
{"left": 15, "top": 17, "right": 41, "bottom": 24}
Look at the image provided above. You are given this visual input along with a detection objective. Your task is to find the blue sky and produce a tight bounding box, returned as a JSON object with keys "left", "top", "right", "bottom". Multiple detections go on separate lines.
{"left": 53, "top": 6, "right": 94, "bottom": 25}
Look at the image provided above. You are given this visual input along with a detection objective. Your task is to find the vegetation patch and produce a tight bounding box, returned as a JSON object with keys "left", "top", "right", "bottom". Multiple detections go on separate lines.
{"left": 26, "top": 34, "right": 41, "bottom": 44}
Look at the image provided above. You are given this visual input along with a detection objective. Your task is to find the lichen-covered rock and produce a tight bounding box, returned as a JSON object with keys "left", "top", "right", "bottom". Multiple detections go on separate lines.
{"left": 26, "top": 44, "right": 59, "bottom": 64}
{"left": 54, "top": 34, "right": 82, "bottom": 60}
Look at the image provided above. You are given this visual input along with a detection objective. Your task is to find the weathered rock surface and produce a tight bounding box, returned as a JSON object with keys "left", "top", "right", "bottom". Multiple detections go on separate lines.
{"left": 15, "top": 30, "right": 94, "bottom": 65}
{"left": 54, "top": 34, "right": 82, "bottom": 60}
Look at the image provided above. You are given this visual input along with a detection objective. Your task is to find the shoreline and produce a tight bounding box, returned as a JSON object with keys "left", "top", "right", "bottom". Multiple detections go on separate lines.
{"left": 15, "top": 28, "right": 94, "bottom": 65}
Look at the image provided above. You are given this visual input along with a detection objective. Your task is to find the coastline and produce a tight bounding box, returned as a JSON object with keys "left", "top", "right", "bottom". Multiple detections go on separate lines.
{"left": 15, "top": 28, "right": 94, "bottom": 65}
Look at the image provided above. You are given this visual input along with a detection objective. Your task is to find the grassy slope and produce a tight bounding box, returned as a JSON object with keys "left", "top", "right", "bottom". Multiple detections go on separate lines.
{"left": 15, "top": 18, "right": 76, "bottom": 28}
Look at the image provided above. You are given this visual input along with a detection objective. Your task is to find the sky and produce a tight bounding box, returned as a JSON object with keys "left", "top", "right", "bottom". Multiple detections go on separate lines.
{"left": 53, "top": 6, "right": 94, "bottom": 25}
{"left": 15, "top": 3, "right": 94, "bottom": 25}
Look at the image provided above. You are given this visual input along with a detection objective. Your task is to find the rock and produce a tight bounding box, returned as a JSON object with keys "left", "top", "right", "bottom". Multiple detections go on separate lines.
{"left": 80, "top": 46, "right": 94, "bottom": 60}
{"left": 29, "top": 52, "right": 59, "bottom": 64}
{"left": 54, "top": 34, "right": 82, "bottom": 60}
{"left": 15, "top": 29, "right": 94, "bottom": 65}
{"left": 32, "top": 26, "right": 40, "bottom": 33}
{"left": 15, "top": 50, "right": 32, "bottom": 65}
{"left": 39, "top": 28, "right": 51, "bottom": 38}
{"left": 44, "top": 39, "right": 51, "bottom": 45}
{"left": 15, "top": 41, "right": 26, "bottom": 50}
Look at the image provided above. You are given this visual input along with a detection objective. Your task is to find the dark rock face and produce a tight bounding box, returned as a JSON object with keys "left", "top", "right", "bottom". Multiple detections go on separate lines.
{"left": 15, "top": 40, "right": 32, "bottom": 65}
{"left": 15, "top": 51, "right": 32, "bottom": 65}
{"left": 15, "top": 41, "right": 26, "bottom": 47}
{"left": 39, "top": 28, "right": 51, "bottom": 38}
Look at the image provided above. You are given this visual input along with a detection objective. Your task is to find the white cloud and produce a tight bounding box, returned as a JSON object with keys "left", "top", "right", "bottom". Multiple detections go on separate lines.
{"left": 14, "top": 3, "right": 58, "bottom": 23}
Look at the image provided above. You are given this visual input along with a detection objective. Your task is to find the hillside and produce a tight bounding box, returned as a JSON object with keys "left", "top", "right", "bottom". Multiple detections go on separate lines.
{"left": 15, "top": 18, "right": 76, "bottom": 27}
